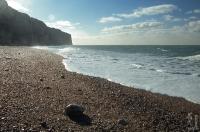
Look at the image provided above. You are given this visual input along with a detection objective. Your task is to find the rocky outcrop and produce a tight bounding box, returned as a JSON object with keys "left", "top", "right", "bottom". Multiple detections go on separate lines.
{"left": 0, "top": 0, "right": 72, "bottom": 46}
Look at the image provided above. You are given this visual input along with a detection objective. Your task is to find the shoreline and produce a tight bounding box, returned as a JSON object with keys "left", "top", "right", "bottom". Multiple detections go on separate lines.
{"left": 0, "top": 47, "right": 200, "bottom": 131}
{"left": 63, "top": 62, "right": 200, "bottom": 105}
{"left": 60, "top": 57, "right": 200, "bottom": 105}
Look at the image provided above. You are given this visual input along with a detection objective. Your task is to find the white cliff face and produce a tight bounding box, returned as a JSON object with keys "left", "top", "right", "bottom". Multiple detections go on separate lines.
{"left": 0, "top": 0, "right": 8, "bottom": 15}
{"left": 0, "top": 0, "right": 72, "bottom": 46}
{"left": 0, "top": 0, "right": 8, "bottom": 7}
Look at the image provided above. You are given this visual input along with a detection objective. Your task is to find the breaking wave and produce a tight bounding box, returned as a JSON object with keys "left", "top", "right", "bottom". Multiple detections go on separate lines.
{"left": 177, "top": 54, "right": 200, "bottom": 61}
{"left": 131, "top": 63, "right": 144, "bottom": 69}
{"left": 58, "top": 47, "right": 79, "bottom": 54}
{"left": 157, "top": 48, "right": 168, "bottom": 52}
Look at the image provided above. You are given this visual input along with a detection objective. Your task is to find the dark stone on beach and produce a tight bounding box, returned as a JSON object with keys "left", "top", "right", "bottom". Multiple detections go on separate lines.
{"left": 118, "top": 118, "right": 128, "bottom": 126}
{"left": 65, "top": 104, "right": 85, "bottom": 116}
{"left": 40, "top": 122, "right": 48, "bottom": 129}
{"left": 40, "top": 78, "right": 43, "bottom": 82}
{"left": 65, "top": 104, "right": 92, "bottom": 126}
{"left": 44, "top": 86, "right": 51, "bottom": 90}
{"left": 61, "top": 75, "right": 65, "bottom": 79}
{"left": 4, "top": 68, "right": 9, "bottom": 71}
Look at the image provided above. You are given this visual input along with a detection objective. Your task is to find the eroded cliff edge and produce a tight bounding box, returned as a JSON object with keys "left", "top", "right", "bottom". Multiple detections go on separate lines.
{"left": 0, "top": 0, "right": 72, "bottom": 46}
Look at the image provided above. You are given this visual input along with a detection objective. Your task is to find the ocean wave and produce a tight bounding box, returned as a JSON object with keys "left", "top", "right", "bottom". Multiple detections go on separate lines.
{"left": 149, "top": 68, "right": 164, "bottom": 73}
{"left": 157, "top": 48, "right": 168, "bottom": 52}
{"left": 131, "top": 64, "right": 143, "bottom": 69}
{"left": 32, "top": 46, "right": 49, "bottom": 50}
{"left": 62, "top": 60, "right": 72, "bottom": 71}
{"left": 156, "top": 69, "right": 164, "bottom": 73}
{"left": 176, "top": 54, "right": 200, "bottom": 61}
{"left": 58, "top": 47, "right": 79, "bottom": 54}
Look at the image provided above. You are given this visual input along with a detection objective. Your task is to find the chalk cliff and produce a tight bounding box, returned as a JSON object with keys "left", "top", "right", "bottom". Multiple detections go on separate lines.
{"left": 0, "top": 0, "right": 72, "bottom": 45}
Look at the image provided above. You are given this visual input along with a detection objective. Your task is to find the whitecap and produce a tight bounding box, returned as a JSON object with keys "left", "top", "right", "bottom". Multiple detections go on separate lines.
{"left": 156, "top": 69, "right": 164, "bottom": 73}
{"left": 176, "top": 54, "right": 200, "bottom": 61}
{"left": 58, "top": 47, "right": 79, "bottom": 54}
{"left": 157, "top": 48, "right": 168, "bottom": 52}
{"left": 32, "top": 46, "right": 49, "bottom": 50}
{"left": 131, "top": 64, "right": 143, "bottom": 69}
{"left": 149, "top": 68, "right": 165, "bottom": 73}
{"left": 62, "top": 60, "right": 72, "bottom": 72}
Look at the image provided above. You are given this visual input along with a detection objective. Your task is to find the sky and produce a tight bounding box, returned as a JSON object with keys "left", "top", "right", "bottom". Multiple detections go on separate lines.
{"left": 5, "top": 0, "right": 200, "bottom": 45}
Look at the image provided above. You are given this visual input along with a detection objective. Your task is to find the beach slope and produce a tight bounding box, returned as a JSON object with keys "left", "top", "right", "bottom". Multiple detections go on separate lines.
{"left": 0, "top": 47, "right": 199, "bottom": 131}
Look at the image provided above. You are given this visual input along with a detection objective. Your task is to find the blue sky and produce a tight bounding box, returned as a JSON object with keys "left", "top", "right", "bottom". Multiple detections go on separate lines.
{"left": 6, "top": 0, "right": 200, "bottom": 45}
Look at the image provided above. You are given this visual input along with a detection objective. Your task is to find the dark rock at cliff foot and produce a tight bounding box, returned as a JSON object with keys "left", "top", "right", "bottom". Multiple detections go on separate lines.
{"left": 0, "top": 0, "right": 72, "bottom": 46}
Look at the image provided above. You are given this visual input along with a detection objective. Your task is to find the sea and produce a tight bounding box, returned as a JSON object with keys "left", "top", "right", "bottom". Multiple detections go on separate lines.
{"left": 34, "top": 45, "right": 200, "bottom": 104}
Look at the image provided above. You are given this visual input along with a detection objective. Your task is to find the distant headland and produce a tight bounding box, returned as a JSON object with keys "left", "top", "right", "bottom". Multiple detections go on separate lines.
{"left": 0, "top": 0, "right": 72, "bottom": 46}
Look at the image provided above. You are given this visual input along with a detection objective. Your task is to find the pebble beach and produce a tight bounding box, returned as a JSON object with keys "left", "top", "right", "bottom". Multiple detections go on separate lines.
{"left": 0, "top": 47, "right": 200, "bottom": 131}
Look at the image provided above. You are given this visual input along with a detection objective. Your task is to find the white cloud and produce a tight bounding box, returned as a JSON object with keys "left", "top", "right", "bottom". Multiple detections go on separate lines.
{"left": 99, "top": 16, "right": 122, "bottom": 23}
{"left": 163, "top": 15, "right": 181, "bottom": 22}
{"left": 169, "top": 20, "right": 200, "bottom": 33}
{"left": 189, "top": 16, "right": 198, "bottom": 20}
{"left": 186, "top": 11, "right": 192, "bottom": 15}
{"left": 186, "top": 9, "right": 200, "bottom": 14}
{"left": 116, "top": 4, "right": 177, "bottom": 18}
{"left": 193, "top": 9, "right": 200, "bottom": 13}
{"left": 184, "top": 16, "right": 198, "bottom": 22}
{"left": 101, "top": 21, "right": 163, "bottom": 33}
{"left": 73, "top": 21, "right": 200, "bottom": 45}
{"left": 6, "top": 0, "right": 30, "bottom": 13}
{"left": 75, "top": 29, "right": 200, "bottom": 45}
{"left": 163, "top": 15, "right": 173, "bottom": 21}
{"left": 45, "top": 20, "right": 90, "bottom": 44}
{"left": 75, "top": 20, "right": 200, "bottom": 45}
{"left": 186, "top": 20, "right": 200, "bottom": 32}
{"left": 46, "top": 20, "right": 76, "bottom": 30}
